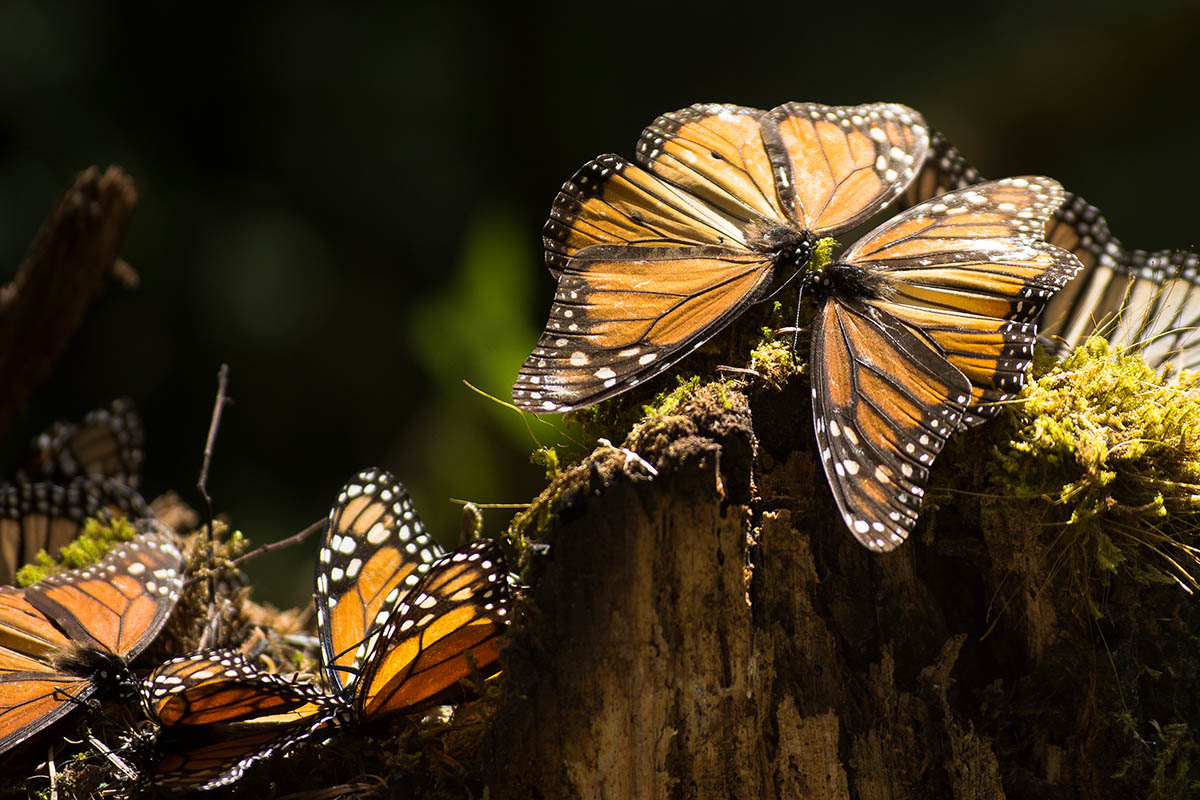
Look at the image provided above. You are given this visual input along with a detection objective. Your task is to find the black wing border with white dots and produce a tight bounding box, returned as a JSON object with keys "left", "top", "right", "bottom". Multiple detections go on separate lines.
{"left": 314, "top": 468, "right": 444, "bottom": 699}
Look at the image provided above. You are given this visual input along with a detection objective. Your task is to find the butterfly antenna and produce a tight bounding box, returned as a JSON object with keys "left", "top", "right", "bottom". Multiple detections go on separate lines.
{"left": 790, "top": 282, "right": 806, "bottom": 364}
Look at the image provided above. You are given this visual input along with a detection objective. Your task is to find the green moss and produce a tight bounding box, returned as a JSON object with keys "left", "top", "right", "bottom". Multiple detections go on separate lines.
{"left": 809, "top": 235, "right": 839, "bottom": 274}
{"left": 642, "top": 375, "right": 702, "bottom": 419}
{"left": 15, "top": 515, "right": 139, "bottom": 587}
{"left": 530, "top": 447, "right": 561, "bottom": 482}
{"left": 993, "top": 336, "right": 1200, "bottom": 601}
{"left": 747, "top": 335, "right": 804, "bottom": 385}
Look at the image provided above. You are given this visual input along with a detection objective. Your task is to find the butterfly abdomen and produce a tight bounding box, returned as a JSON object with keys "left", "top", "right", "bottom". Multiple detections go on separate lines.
{"left": 806, "top": 262, "right": 895, "bottom": 302}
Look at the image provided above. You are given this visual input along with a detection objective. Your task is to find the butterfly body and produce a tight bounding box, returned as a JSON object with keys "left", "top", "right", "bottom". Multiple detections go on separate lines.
{"left": 806, "top": 258, "right": 896, "bottom": 302}
{"left": 744, "top": 220, "right": 815, "bottom": 273}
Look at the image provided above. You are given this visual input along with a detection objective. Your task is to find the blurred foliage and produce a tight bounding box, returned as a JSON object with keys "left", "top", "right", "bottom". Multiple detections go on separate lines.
{"left": 0, "top": 0, "right": 1195, "bottom": 605}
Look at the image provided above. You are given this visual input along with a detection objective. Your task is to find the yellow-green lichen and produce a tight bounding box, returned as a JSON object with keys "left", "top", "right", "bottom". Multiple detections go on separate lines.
{"left": 993, "top": 336, "right": 1200, "bottom": 598}
{"left": 15, "top": 515, "right": 139, "bottom": 587}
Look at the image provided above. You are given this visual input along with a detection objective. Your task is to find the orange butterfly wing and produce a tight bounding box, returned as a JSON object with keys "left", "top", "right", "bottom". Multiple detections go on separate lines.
{"left": 518, "top": 154, "right": 775, "bottom": 412}
{"left": 811, "top": 297, "right": 971, "bottom": 550}
{"left": 0, "top": 666, "right": 94, "bottom": 755}
{"left": 544, "top": 151, "right": 751, "bottom": 280}
{"left": 315, "top": 468, "right": 443, "bottom": 697}
{"left": 0, "top": 586, "right": 72, "bottom": 657}
{"left": 23, "top": 528, "right": 183, "bottom": 658}
{"left": 893, "top": 128, "right": 1128, "bottom": 355}
{"left": 356, "top": 540, "right": 510, "bottom": 720}
{"left": 638, "top": 101, "right": 928, "bottom": 234}
{"left": 143, "top": 650, "right": 330, "bottom": 728}
{"left": 844, "top": 177, "right": 1081, "bottom": 423}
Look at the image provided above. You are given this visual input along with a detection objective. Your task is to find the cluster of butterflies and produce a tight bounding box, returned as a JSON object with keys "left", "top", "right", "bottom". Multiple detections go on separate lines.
{"left": 143, "top": 467, "right": 511, "bottom": 790}
{"left": 512, "top": 100, "right": 1200, "bottom": 552}
{"left": 3, "top": 97, "right": 1198, "bottom": 794}
{"left": 0, "top": 403, "right": 512, "bottom": 792}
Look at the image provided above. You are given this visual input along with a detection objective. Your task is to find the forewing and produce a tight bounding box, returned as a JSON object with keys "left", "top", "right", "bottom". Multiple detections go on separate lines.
{"left": 0, "top": 587, "right": 72, "bottom": 658}
{"left": 315, "top": 468, "right": 443, "bottom": 698}
{"left": 0, "top": 665, "right": 94, "bottom": 756}
{"left": 635, "top": 103, "right": 789, "bottom": 224}
{"left": 514, "top": 242, "right": 773, "bottom": 412}
{"left": 844, "top": 177, "right": 1081, "bottom": 423}
{"left": 767, "top": 102, "right": 927, "bottom": 233}
{"left": 23, "top": 525, "right": 183, "bottom": 659}
{"left": 891, "top": 129, "right": 1126, "bottom": 354}
{"left": 143, "top": 649, "right": 332, "bottom": 727}
{"left": 544, "top": 154, "right": 751, "bottom": 279}
{"left": 812, "top": 299, "right": 970, "bottom": 551}
{"left": 356, "top": 540, "right": 510, "bottom": 720}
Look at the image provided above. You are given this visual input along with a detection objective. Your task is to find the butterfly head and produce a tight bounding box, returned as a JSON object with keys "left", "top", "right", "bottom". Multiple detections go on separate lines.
{"left": 748, "top": 221, "right": 815, "bottom": 277}
{"left": 55, "top": 645, "right": 136, "bottom": 696}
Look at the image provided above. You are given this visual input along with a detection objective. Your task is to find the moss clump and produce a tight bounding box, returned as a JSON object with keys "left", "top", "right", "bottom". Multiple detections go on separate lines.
{"left": 15, "top": 515, "right": 139, "bottom": 586}
{"left": 993, "top": 336, "right": 1200, "bottom": 597}
{"left": 642, "top": 375, "right": 702, "bottom": 419}
{"left": 530, "top": 446, "right": 561, "bottom": 482}
{"left": 747, "top": 335, "right": 805, "bottom": 386}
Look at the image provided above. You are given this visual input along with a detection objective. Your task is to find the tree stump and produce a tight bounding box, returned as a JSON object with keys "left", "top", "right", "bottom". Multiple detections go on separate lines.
{"left": 482, "top": 373, "right": 1200, "bottom": 800}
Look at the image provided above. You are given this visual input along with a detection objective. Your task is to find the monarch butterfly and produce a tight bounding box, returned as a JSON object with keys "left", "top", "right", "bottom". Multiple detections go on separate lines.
{"left": 0, "top": 523, "right": 182, "bottom": 756}
{"left": 0, "top": 477, "right": 150, "bottom": 585}
{"left": 806, "top": 177, "right": 1080, "bottom": 549}
{"left": 21, "top": 399, "right": 144, "bottom": 490}
{"left": 514, "top": 101, "right": 930, "bottom": 412}
{"left": 513, "top": 102, "right": 1081, "bottom": 550}
{"left": 139, "top": 469, "right": 511, "bottom": 789}
{"left": 316, "top": 469, "right": 509, "bottom": 724}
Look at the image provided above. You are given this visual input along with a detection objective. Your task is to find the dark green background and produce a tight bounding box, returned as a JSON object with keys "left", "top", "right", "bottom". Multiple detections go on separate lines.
{"left": 1, "top": 1, "right": 1196, "bottom": 606}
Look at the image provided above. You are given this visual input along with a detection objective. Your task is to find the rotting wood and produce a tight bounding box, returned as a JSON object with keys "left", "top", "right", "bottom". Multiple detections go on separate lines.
{"left": 483, "top": 376, "right": 1200, "bottom": 800}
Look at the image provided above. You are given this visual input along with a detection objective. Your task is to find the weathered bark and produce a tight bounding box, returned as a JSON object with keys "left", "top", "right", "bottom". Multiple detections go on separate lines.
{"left": 0, "top": 166, "right": 138, "bottom": 440}
{"left": 482, "top": 377, "right": 1200, "bottom": 799}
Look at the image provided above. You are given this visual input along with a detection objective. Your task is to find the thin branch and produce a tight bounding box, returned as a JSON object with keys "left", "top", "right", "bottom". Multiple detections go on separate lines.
{"left": 197, "top": 364, "right": 230, "bottom": 609}
{"left": 0, "top": 166, "right": 139, "bottom": 440}
{"left": 231, "top": 518, "right": 326, "bottom": 567}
